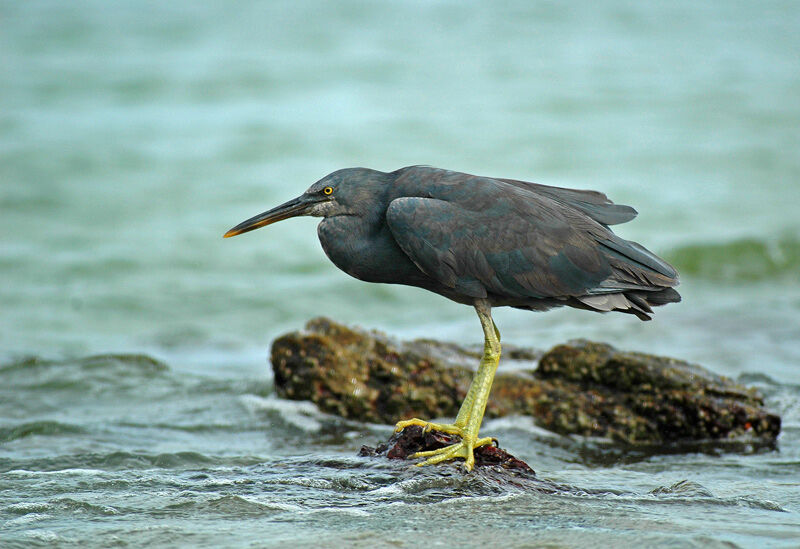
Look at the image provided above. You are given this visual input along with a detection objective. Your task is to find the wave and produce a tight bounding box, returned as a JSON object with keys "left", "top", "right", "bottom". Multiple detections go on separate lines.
{"left": 6, "top": 497, "right": 120, "bottom": 517}
{"left": 668, "top": 234, "right": 800, "bottom": 282}
{"left": 0, "top": 451, "right": 263, "bottom": 473}
{"left": 0, "top": 354, "right": 272, "bottom": 397}
{"left": 0, "top": 353, "right": 168, "bottom": 376}
{"left": 162, "top": 495, "right": 293, "bottom": 517}
{"left": 647, "top": 480, "right": 786, "bottom": 512}
{"left": 0, "top": 353, "right": 169, "bottom": 387}
{"left": 0, "top": 353, "right": 177, "bottom": 399}
{"left": 0, "top": 421, "right": 85, "bottom": 443}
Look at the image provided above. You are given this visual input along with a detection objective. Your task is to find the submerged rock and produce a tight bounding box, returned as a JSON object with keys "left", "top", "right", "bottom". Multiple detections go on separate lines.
{"left": 358, "top": 424, "right": 534, "bottom": 473}
{"left": 271, "top": 317, "right": 780, "bottom": 447}
{"left": 358, "top": 425, "right": 572, "bottom": 492}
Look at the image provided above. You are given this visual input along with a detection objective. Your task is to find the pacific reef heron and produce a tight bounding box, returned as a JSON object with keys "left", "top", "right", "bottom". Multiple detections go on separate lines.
{"left": 224, "top": 166, "right": 680, "bottom": 470}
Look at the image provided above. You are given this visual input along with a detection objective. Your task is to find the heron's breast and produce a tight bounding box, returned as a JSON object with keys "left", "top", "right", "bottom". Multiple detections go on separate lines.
{"left": 316, "top": 217, "right": 427, "bottom": 285}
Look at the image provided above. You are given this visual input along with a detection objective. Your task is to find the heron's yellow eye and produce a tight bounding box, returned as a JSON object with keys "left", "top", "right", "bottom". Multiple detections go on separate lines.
{"left": 323, "top": 186, "right": 333, "bottom": 195}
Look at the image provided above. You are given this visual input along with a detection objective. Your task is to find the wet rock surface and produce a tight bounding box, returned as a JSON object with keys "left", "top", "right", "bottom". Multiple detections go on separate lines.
{"left": 271, "top": 317, "right": 781, "bottom": 448}
{"left": 358, "top": 425, "right": 535, "bottom": 473}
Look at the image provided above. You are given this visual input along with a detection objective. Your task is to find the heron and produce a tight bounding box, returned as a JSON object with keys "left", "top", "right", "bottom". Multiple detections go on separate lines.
{"left": 224, "top": 166, "right": 680, "bottom": 471}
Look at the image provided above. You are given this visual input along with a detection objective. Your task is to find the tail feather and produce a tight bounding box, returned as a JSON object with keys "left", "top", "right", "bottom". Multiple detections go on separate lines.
{"left": 632, "top": 287, "right": 681, "bottom": 306}
{"left": 599, "top": 235, "right": 678, "bottom": 284}
{"left": 576, "top": 287, "right": 681, "bottom": 321}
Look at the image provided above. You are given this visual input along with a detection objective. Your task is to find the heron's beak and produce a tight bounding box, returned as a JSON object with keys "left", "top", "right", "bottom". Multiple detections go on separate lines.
{"left": 223, "top": 194, "right": 319, "bottom": 238}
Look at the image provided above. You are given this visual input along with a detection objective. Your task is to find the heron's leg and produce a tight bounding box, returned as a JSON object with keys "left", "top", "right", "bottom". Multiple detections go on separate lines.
{"left": 449, "top": 316, "right": 502, "bottom": 428}
{"left": 394, "top": 359, "right": 484, "bottom": 436}
{"left": 407, "top": 300, "right": 501, "bottom": 471}
{"left": 393, "top": 305, "right": 497, "bottom": 437}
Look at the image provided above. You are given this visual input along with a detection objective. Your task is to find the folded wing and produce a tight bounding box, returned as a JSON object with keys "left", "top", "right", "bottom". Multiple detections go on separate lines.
{"left": 385, "top": 176, "right": 679, "bottom": 319}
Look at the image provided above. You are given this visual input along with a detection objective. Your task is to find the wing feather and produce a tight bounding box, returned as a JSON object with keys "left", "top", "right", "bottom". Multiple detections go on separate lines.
{"left": 385, "top": 185, "right": 614, "bottom": 300}
{"left": 385, "top": 167, "right": 680, "bottom": 314}
{"left": 497, "top": 177, "right": 638, "bottom": 226}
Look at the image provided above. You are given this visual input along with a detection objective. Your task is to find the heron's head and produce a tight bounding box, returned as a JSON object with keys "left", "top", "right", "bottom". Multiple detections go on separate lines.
{"left": 223, "top": 168, "right": 387, "bottom": 238}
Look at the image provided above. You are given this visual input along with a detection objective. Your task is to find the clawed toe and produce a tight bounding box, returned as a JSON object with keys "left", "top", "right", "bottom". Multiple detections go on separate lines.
{"left": 413, "top": 441, "right": 473, "bottom": 469}
{"left": 394, "top": 418, "right": 464, "bottom": 437}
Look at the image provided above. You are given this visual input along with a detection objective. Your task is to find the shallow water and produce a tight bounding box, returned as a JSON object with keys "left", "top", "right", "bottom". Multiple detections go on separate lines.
{"left": 1, "top": 353, "right": 798, "bottom": 548}
{"left": 2, "top": 1, "right": 799, "bottom": 546}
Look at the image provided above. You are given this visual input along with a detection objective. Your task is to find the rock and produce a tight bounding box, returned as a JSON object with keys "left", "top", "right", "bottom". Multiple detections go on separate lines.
{"left": 358, "top": 425, "right": 571, "bottom": 492}
{"left": 358, "top": 425, "right": 534, "bottom": 473}
{"left": 271, "top": 317, "right": 781, "bottom": 447}
{"left": 532, "top": 340, "right": 779, "bottom": 443}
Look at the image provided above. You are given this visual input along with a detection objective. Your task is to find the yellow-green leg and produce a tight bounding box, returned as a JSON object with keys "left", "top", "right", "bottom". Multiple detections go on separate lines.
{"left": 393, "top": 299, "right": 501, "bottom": 471}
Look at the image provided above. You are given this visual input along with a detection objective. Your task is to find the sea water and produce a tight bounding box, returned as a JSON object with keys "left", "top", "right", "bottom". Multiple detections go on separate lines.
{"left": 1, "top": 1, "right": 799, "bottom": 546}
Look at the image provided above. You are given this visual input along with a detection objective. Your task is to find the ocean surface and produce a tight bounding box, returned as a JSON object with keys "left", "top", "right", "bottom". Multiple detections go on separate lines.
{"left": 1, "top": 1, "right": 799, "bottom": 547}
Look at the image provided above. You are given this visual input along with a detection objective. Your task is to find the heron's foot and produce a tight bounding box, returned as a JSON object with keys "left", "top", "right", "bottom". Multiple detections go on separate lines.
{"left": 413, "top": 435, "right": 495, "bottom": 472}
{"left": 394, "top": 418, "right": 464, "bottom": 437}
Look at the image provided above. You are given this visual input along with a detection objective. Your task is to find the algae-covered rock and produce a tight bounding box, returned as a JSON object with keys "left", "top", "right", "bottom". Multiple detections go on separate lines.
{"left": 358, "top": 425, "right": 535, "bottom": 473}
{"left": 271, "top": 317, "right": 474, "bottom": 424}
{"left": 533, "top": 340, "right": 777, "bottom": 443}
{"left": 271, "top": 317, "right": 781, "bottom": 446}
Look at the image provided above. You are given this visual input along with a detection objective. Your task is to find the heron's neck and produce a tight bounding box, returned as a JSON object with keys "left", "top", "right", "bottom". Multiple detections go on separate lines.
{"left": 316, "top": 210, "right": 407, "bottom": 285}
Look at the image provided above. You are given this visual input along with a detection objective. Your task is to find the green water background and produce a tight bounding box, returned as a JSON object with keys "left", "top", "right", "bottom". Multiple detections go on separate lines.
{"left": 1, "top": 1, "right": 799, "bottom": 547}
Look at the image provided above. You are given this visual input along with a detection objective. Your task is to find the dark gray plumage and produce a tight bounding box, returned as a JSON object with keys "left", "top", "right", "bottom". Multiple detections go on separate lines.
{"left": 224, "top": 165, "right": 680, "bottom": 470}
{"left": 227, "top": 166, "right": 679, "bottom": 319}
